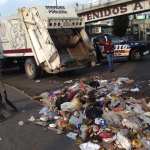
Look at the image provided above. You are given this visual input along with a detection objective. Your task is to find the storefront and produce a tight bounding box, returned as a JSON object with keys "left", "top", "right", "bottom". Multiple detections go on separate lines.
{"left": 85, "top": 20, "right": 112, "bottom": 38}
{"left": 132, "top": 18, "right": 150, "bottom": 41}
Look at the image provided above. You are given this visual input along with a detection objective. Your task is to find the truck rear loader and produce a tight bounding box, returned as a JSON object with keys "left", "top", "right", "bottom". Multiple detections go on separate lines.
{"left": 0, "top": 6, "right": 95, "bottom": 79}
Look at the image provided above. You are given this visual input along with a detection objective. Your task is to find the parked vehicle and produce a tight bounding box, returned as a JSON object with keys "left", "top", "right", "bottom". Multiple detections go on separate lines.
{"left": 0, "top": 6, "right": 95, "bottom": 79}
{"left": 92, "top": 34, "right": 149, "bottom": 61}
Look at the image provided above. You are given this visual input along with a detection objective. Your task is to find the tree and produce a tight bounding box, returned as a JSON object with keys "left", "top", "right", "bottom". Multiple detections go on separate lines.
{"left": 113, "top": 15, "right": 129, "bottom": 37}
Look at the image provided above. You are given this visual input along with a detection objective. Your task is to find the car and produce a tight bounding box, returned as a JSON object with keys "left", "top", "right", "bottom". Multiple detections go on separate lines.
{"left": 92, "top": 34, "right": 149, "bottom": 61}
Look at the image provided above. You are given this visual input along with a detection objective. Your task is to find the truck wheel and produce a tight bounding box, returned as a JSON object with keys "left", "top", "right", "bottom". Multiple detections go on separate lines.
{"left": 25, "top": 58, "right": 39, "bottom": 79}
{"left": 129, "top": 50, "right": 142, "bottom": 61}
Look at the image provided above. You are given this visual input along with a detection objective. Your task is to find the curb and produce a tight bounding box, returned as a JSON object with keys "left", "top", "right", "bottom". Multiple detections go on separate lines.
{"left": 5, "top": 83, "right": 33, "bottom": 101}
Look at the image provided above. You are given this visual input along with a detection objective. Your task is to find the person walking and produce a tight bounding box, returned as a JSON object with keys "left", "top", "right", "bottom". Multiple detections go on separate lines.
{"left": 100, "top": 34, "right": 114, "bottom": 72}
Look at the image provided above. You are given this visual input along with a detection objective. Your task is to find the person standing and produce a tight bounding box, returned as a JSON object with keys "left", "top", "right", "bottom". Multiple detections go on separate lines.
{"left": 100, "top": 34, "right": 114, "bottom": 72}
{"left": 93, "top": 38, "right": 102, "bottom": 64}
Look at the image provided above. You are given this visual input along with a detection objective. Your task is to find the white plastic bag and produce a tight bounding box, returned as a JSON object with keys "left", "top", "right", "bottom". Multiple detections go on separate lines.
{"left": 79, "top": 141, "right": 100, "bottom": 150}
{"left": 116, "top": 132, "right": 131, "bottom": 150}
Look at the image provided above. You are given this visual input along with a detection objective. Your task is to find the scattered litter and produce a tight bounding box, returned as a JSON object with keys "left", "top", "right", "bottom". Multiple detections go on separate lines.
{"left": 66, "top": 132, "right": 78, "bottom": 140}
{"left": 39, "top": 107, "right": 49, "bottom": 115}
{"left": 54, "top": 116, "right": 61, "bottom": 120}
{"left": 40, "top": 115, "right": 48, "bottom": 122}
{"left": 130, "top": 87, "right": 140, "bottom": 92}
{"left": 28, "top": 76, "right": 150, "bottom": 149}
{"left": 79, "top": 141, "right": 100, "bottom": 150}
{"left": 49, "top": 123, "right": 57, "bottom": 128}
{"left": 28, "top": 116, "right": 35, "bottom": 122}
{"left": 0, "top": 137, "right": 2, "bottom": 141}
{"left": 116, "top": 77, "right": 129, "bottom": 85}
{"left": 141, "top": 138, "right": 150, "bottom": 149}
{"left": 122, "top": 119, "right": 139, "bottom": 130}
{"left": 116, "top": 132, "right": 131, "bottom": 150}
{"left": 35, "top": 80, "right": 40, "bottom": 83}
{"left": 34, "top": 120, "right": 48, "bottom": 127}
{"left": 18, "top": 121, "right": 24, "bottom": 126}
{"left": 40, "top": 92, "right": 49, "bottom": 99}
{"left": 64, "top": 80, "right": 73, "bottom": 84}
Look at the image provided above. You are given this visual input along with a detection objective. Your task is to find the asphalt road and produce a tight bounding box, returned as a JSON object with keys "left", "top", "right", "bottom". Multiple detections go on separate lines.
{"left": 2, "top": 55, "right": 150, "bottom": 97}
{"left": 0, "top": 85, "right": 79, "bottom": 150}
{"left": 0, "top": 55, "right": 150, "bottom": 150}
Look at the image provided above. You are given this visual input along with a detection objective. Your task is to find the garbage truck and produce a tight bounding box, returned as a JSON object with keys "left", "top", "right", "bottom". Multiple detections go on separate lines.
{"left": 0, "top": 6, "right": 95, "bottom": 79}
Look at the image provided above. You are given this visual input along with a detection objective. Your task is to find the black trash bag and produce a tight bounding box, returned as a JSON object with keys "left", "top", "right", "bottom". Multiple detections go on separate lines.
{"left": 55, "top": 95, "right": 69, "bottom": 110}
{"left": 89, "top": 81, "right": 100, "bottom": 89}
{"left": 85, "top": 104, "right": 103, "bottom": 120}
{"left": 88, "top": 90, "right": 96, "bottom": 102}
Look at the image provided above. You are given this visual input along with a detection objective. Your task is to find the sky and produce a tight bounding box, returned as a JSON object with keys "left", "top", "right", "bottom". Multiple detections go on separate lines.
{"left": 0, "top": 0, "right": 114, "bottom": 16}
{"left": 0, "top": 0, "right": 92, "bottom": 16}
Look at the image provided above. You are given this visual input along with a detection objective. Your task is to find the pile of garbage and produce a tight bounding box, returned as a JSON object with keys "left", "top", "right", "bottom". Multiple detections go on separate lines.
{"left": 30, "top": 77, "right": 150, "bottom": 150}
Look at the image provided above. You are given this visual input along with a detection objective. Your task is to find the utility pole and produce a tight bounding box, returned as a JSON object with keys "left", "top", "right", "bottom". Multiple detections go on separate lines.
{"left": 56, "top": 0, "right": 58, "bottom": 6}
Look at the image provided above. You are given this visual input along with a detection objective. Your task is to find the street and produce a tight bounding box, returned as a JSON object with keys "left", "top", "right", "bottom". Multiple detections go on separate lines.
{"left": 0, "top": 0, "right": 150, "bottom": 149}
{"left": 2, "top": 55, "right": 150, "bottom": 97}
{"left": 0, "top": 86, "right": 78, "bottom": 150}
{"left": 0, "top": 55, "right": 150, "bottom": 150}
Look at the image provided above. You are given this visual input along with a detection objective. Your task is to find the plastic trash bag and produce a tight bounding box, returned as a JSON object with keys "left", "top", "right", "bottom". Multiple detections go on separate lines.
{"left": 79, "top": 141, "right": 100, "bottom": 150}
{"left": 66, "top": 132, "right": 78, "bottom": 140}
{"left": 116, "top": 132, "right": 131, "bottom": 150}
{"left": 141, "top": 138, "right": 150, "bottom": 150}
{"left": 40, "top": 92, "right": 49, "bottom": 99}
{"left": 39, "top": 107, "right": 49, "bottom": 115}
{"left": 69, "top": 115, "right": 83, "bottom": 128}
{"left": 103, "top": 111, "right": 121, "bottom": 125}
{"left": 116, "top": 77, "right": 129, "bottom": 85}
{"left": 60, "top": 95, "right": 82, "bottom": 111}
{"left": 139, "top": 114, "right": 150, "bottom": 125}
{"left": 130, "top": 87, "right": 140, "bottom": 92}
{"left": 122, "top": 118, "right": 139, "bottom": 130}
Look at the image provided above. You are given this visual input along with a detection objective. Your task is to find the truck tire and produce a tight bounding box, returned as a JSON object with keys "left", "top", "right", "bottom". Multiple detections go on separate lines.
{"left": 129, "top": 50, "right": 142, "bottom": 61}
{"left": 25, "top": 58, "right": 39, "bottom": 79}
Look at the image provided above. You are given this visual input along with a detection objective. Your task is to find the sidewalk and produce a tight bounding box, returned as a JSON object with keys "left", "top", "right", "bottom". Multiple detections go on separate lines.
{"left": 0, "top": 85, "right": 78, "bottom": 150}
